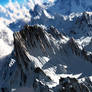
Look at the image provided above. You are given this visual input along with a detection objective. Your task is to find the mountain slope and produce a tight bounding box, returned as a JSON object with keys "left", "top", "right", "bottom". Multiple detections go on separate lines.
{"left": 0, "top": 25, "right": 92, "bottom": 92}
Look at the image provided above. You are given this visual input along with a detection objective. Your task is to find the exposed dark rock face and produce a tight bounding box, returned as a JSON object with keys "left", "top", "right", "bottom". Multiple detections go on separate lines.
{"left": 48, "top": 26, "right": 64, "bottom": 40}
{"left": 33, "top": 79, "right": 50, "bottom": 92}
{"left": 68, "top": 38, "right": 81, "bottom": 56}
{"left": 29, "top": 4, "right": 43, "bottom": 17}
{"left": 68, "top": 37, "right": 92, "bottom": 62}
{"left": 57, "top": 77, "right": 90, "bottom": 92}
{"left": 18, "top": 25, "right": 52, "bottom": 54}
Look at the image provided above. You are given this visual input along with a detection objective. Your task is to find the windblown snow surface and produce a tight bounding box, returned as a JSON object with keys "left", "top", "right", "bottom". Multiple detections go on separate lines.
{"left": 1, "top": 0, "right": 92, "bottom": 92}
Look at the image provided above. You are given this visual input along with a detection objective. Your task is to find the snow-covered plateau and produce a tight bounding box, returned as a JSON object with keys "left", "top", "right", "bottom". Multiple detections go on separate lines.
{"left": 0, "top": 0, "right": 92, "bottom": 92}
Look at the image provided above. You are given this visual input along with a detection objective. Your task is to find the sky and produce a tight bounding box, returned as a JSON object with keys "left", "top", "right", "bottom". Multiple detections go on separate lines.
{"left": 0, "top": 0, "right": 8, "bottom": 5}
{"left": 0, "top": 0, "right": 54, "bottom": 6}
{"left": 0, "top": 0, "right": 24, "bottom": 5}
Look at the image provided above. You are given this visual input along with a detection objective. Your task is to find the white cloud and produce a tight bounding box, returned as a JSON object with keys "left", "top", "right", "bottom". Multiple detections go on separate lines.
{"left": 0, "top": 0, "right": 32, "bottom": 25}
{"left": 49, "top": 0, "right": 54, "bottom": 2}
{"left": 0, "top": 21, "right": 13, "bottom": 58}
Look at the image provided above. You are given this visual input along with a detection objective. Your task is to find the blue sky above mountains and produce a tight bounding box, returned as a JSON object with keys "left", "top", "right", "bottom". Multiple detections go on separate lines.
{"left": 0, "top": 0, "right": 39, "bottom": 6}
{"left": 0, "top": 0, "right": 23, "bottom": 5}
{"left": 0, "top": 0, "right": 54, "bottom": 6}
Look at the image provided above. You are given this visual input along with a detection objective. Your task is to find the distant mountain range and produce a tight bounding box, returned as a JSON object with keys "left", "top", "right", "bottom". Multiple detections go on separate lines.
{"left": 47, "top": 0, "right": 92, "bottom": 14}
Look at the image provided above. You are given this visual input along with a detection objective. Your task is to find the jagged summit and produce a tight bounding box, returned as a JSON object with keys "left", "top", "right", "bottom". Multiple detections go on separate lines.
{"left": 29, "top": 4, "right": 43, "bottom": 17}
{"left": 13, "top": 24, "right": 66, "bottom": 56}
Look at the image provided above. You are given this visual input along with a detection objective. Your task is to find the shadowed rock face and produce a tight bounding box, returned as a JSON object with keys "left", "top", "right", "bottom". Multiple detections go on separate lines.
{"left": 57, "top": 77, "right": 90, "bottom": 92}
{"left": 15, "top": 25, "right": 52, "bottom": 53}
{"left": 68, "top": 37, "right": 92, "bottom": 63}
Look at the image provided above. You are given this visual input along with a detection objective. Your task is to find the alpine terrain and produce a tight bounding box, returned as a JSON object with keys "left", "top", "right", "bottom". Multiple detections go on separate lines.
{"left": 0, "top": 0, "right": 92, "bottom": 92}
